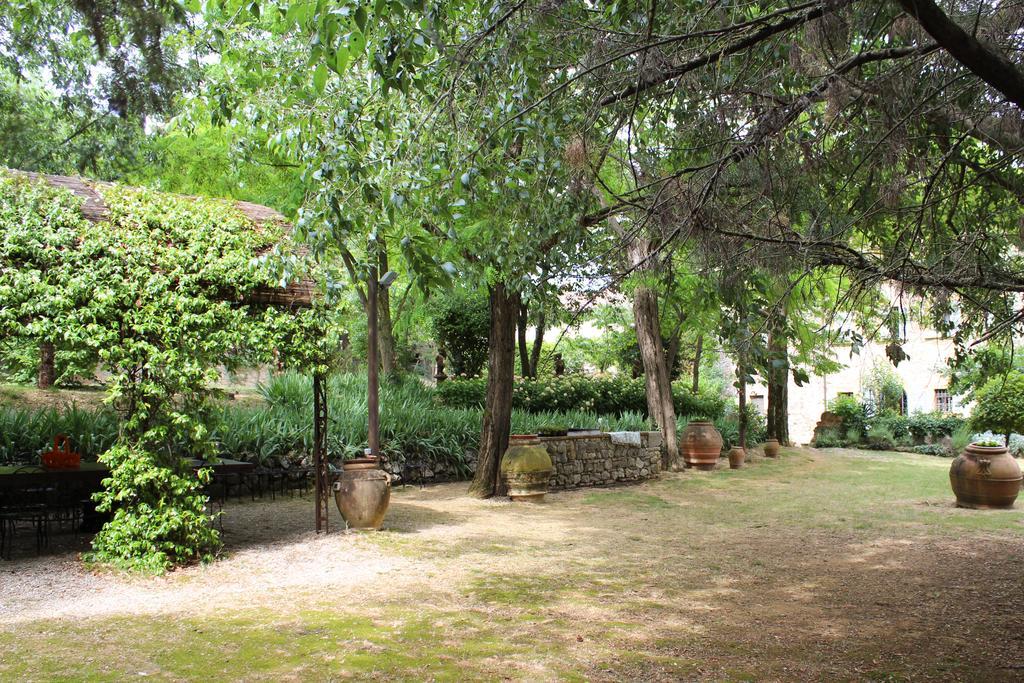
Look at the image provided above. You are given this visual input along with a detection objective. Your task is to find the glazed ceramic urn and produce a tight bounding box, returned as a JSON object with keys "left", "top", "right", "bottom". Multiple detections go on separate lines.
{"left": 950, "top": 443, "right": 1022, "bottom": 509}
{"left": 728, "top": 446, "right": 745, "bottom": 470}
{"left": 333, "top": 457, "right": 391, "bottom": 529}
{"left": 681, "top": 421, "right": 724, "bottom": 470}
{"left": 500, "top": 435, "right": 554, "bottom": 502}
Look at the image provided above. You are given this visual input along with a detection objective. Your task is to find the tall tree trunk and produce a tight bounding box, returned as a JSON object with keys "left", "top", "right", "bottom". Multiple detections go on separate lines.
{"left": 529, "top": 309, "right": 545, "bottom": 378}
{"left": 37, "top": 341, "right": 55, "bottom": 389}
{"left": 766, "top": 328, "right": 790, "bottom": 445}
{"left": 692, "top": 334, "right": 703, "bottom": 393}
{"left": 377, "top": 251, "right": 398, "bottom": 377}
{"left": 517, "top": 303, "right": 530, "bottom": 378}
{"left": 628, "top": 240, "right": 679, "bottom": 468}
{"left": 468, "top": 284, "right": 520, "bottom": 498}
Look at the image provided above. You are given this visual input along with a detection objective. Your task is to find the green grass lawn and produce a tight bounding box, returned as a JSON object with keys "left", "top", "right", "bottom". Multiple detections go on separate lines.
{"left": 2, "top": 447, "right": 1022, "bottom": 681}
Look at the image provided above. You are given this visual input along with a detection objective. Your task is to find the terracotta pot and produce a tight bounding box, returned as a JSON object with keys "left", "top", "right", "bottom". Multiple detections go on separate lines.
{"left": 333, "top": 459, "right": 391, "bottom": 529}
{"left": 500, "top": 438, "right": 553, "bottom": 502}
{"left": 763, "top": 439, "right": 780, "bottom": 459}
{"left": 681, "top": 421, "right": 723, "bottom": 470}
{"left": 510, "top": 434, "right": 540, "bottom": 443}
{"left": 728, "top": 446, "right": 745, "bottom": 470}
{"left": 950, "top": 443, "right": 1022, "bottom": 509}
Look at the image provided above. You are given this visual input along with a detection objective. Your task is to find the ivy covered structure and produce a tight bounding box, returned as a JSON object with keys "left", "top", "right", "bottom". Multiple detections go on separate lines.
{"left": 0, "top": 169, "right": 335, "bottom": 571}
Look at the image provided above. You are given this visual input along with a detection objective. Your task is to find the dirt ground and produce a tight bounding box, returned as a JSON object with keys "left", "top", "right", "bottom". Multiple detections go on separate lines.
{"left": 2, "top": 447, "right": 1023, "bottom": 681}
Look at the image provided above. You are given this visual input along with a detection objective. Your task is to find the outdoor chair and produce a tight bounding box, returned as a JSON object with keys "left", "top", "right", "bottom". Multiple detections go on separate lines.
{"left": 44, "top": 480, "right": 88, "bottom": 534}
{"left": 0, "top": 476, "right": 52, "bottom": 559}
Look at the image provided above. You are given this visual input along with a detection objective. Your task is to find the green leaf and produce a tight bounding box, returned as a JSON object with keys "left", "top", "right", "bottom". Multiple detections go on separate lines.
{"left": 313, "top": 62, "right": 329, "bottom": 93}
{"left": 349, "top": 30, "right": 366, "bottom": 55}
{"left": 335, "top": 46, "right": 350, "bottom": 73}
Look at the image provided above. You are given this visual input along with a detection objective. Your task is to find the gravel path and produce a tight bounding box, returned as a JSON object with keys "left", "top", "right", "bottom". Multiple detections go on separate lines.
{"left": 0, "top": 495, "right": 416, "bottom": 624}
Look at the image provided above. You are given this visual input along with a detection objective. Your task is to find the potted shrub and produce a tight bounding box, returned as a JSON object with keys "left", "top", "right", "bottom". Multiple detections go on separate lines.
{"left": 950, "top": 439, "right": 1022, "bottom": 509}
{"left": 953, "top": 375, "right": 1024, "bottom": 508}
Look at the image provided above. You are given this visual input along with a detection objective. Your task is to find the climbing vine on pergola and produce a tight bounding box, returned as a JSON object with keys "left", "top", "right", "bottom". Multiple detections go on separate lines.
{"left": 0, "top": 170, "right": 337, "bottom": 571}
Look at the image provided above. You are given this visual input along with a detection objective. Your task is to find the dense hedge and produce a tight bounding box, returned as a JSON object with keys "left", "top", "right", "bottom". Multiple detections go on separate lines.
{"left": 821, "top": 394, "right": 964, "bottom": 450}
{"left": 435, "top": 375, "right": 727, "bottom": 419}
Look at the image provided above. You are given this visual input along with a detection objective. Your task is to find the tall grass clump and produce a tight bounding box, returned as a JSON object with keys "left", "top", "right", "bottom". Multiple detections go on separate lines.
{"left": 0, "top": 405, "right": 119, "bottom": 464}
{"left": 3, "top": 373, "right": 672, "bottom": 476}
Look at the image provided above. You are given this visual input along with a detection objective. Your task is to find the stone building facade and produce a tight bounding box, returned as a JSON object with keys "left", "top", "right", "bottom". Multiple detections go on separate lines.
{"left": 741, "top": 316, "right": 967, "bottom": 445}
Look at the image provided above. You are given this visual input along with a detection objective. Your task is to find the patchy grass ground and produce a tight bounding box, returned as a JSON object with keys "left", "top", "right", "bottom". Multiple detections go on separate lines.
{"left": 3, "top": 447, "right": 1023, "bottom": 681}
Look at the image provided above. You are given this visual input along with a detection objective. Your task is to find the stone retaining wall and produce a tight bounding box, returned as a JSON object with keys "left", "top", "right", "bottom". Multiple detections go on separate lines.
{"left": 540, "top": 431, "right": 662, "bottom": 490}
{"left": 383, "top": 431, "right": 662, "bottom": 489}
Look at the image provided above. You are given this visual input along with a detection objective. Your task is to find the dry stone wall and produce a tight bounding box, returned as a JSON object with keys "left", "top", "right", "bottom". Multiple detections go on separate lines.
{"left": 383, "top": 431, "right": 662, "bottom": 489}
{"left": 541, "top": 431, "right": 662, "bottom": 490}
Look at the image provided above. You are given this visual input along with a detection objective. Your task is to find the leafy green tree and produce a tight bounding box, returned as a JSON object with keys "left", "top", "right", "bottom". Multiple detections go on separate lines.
{"left": 971, "top": 373, "right": 1024, "bottom": 446}
{"left": 948, "top": 342, "right": 1024, "bottom": 404}
{"left": 0, "top": 73, "right": 146, "bottom": 179}
{"left": 432, "top": 289, "right": 490, "bottom": 377}
{"left": 862, "top": 362, "right": 906, "bottom": 416}
{"left": 126, "top": 125, "right": 306, "bottom": 217}
{"left": 1, "top": 0, "right": 197, "bottom": 117}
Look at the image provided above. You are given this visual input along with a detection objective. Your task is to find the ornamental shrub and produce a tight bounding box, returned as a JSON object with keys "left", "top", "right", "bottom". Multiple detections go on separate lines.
{"left": 86, "top": 445, "right": 219, "bottom": 573}
{"left": 813, "top": 427, "right": 844, "bottom": 448}
{"left": 431, "top": 290, "right": 490, "bottom": 376}
{"left": 865, "top": 424, "right": 896, "bottom": 450}
{"left": 829, "top": 395, "right": 867, "bottom": 440}
{"left": 970, "top": 372, "right": 1024, "bottom": 443}
{"left": 871, "top": 410, "right": 910, "bottom": 442}
{"left": 913, "top": 443, "right": 952, "bottom": 457}
{"left": 906, "top": 411, "right": 964, "bottom": 442}
{"left": 435, "top": 374, "right": 726, "bottom": 419}
{"left": 0, "top": 405, "right": 119, "bottom": 465}
{"left": 713, "top": 404, "right": 766, "bottom": 450}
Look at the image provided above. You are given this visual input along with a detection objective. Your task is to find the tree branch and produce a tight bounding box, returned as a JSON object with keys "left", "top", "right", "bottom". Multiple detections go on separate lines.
{"left": 897, "top": 0, "right": 1024, "bottom": 110}
{"left": 599, "top": 0, "right": 853, "bottom": 107}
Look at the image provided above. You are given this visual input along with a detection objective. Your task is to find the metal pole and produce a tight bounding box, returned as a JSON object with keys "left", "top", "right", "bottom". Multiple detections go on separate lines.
{"left": 367, "top": 262, "right": 380, "bottom": 458}
{"left": 313, "top": 371, "right": 329, "bottom": 533}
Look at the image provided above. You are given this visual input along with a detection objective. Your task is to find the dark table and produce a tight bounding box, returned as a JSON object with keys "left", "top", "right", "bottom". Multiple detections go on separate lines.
{"left": 0, "top": 458, "right": 255, "bottom": 490}
{"left": 0, "top": 459, "right": 255, "bottom": 532}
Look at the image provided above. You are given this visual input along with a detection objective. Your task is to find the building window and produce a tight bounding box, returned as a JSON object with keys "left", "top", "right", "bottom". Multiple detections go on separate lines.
{"left": 899, "top": 391, "right": 908, "bottom": 415}
{"left": 837, "top": 391, "right": 854, "bottom": 398}
{"left": 935, "top": 389, "right": 953, "bottom": 413}
{"left": 750, "top": 394, "right": 766, "bottom": 414}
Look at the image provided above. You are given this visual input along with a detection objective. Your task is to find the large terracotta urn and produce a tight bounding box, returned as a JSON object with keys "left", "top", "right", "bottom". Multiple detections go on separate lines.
{"left": 763, "top": 438, "right": 780, "bottom": 459}
{"left": 728, "top": 446, "right": 745, "bottom": 470}
{"left": 950, "top": 443, "right": 1022, "bottom": 509}
{"left": 681, "top": 421, "right": 723, "bottom": 470}
{"left": 333, "top": 457, "right": 391, "bottom": 529}
{"left": 500, "top": 435, "right": 553, "bottom": 502}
